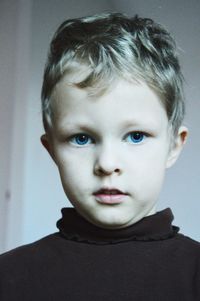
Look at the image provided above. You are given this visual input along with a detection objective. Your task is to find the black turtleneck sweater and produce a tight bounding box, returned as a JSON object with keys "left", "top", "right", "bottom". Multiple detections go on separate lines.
{"left": 0, "top": 208, "right": 200, "bottom": 300}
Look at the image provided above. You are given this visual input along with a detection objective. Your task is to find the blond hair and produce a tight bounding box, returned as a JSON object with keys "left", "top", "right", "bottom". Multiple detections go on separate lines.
{"left": 41, "top": 13, "right": 185, "bottom": 136}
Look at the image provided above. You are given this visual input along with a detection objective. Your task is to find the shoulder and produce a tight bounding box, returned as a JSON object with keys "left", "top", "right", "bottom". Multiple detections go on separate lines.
{"left": 0, "top": 233, "right": 70, "bottom": 299}
{"left": 0, "top": 233, "right": 61, "bottom": 272}
{"left": 173, "top": 232, "right": 200, "bottom": 257}
{"left": 175, "top": 233, "right": 200, "bottom": 247}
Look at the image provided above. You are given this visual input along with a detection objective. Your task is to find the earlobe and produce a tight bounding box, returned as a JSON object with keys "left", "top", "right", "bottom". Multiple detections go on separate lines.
{"left": 40, "top": 134, "right": 55, "bottom": 162}
{"left": 166, "top": 126, "right": 188, "bottom": 169}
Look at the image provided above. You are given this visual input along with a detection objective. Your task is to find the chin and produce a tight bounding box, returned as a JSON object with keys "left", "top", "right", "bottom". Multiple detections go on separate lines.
{"left": 92, "top": 215, "right": 133, "bottom": 230}
{"left": 80, "top": 207, "right": 135, "bottom": 229}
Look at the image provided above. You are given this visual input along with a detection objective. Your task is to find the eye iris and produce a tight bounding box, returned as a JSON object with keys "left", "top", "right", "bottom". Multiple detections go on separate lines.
{"left": 75, "top": 134, "right": 89, "bottom": 145}
{"left": 131, "top": 132, "right": 143, "bottom": 143}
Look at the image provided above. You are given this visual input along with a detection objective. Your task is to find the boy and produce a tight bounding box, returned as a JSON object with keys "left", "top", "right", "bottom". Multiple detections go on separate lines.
{"left": 0, "top": 12, "right": 199, "bottom": 300}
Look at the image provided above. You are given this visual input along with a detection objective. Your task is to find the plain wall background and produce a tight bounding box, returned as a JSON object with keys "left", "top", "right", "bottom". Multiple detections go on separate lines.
{"left": 0, "top": 0, "right": 199, "bottom": 253}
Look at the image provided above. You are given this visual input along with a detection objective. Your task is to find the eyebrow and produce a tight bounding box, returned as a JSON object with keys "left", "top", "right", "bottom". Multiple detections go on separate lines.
{"left": 59, "top": 120, "right": 92, "bottom": 128}
{"left": 57, "top": 121, "right": 97, "bottom": 135}
{"left": 58, "top": 118, "right": 159, "bottom": 134}
{"left": 119, "top": 119, "right": 159, "bottom": 130}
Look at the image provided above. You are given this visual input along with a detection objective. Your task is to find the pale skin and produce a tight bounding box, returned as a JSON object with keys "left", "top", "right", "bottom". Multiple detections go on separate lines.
{"left": 41, "top": 78, "right": 188, "bottom": 229}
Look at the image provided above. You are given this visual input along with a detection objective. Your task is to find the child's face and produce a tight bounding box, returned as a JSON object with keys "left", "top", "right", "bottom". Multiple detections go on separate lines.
{"left": 42, "top": 78, "right": 187, "bottom": 229}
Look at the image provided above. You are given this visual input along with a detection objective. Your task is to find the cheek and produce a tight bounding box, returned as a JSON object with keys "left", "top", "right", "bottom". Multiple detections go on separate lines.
{"left": 128, "top": 161, "right": 165, "bottom": 189}
{"left": 126, "top": 146, "right": 168, "bottom": 189}
{"left": 55, "top": 150, "right": 93, "bottom": 185}
{"left": 126, "top": 147, "right": 168, "bottom": 172}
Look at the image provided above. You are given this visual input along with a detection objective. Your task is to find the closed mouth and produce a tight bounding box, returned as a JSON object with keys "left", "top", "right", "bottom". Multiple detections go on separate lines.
{"left": 93, "top": 188, "right": 128, "bottom": 204}
{"left": 94, "top": 188, "right": 127, "bottom": 195}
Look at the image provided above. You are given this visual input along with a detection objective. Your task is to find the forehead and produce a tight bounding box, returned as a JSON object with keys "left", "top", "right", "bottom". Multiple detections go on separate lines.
{"left": 51, "top": 78, "right": 168, "bottom": 131}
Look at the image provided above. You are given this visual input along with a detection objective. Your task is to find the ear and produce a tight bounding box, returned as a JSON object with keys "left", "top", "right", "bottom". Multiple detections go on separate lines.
{"left": 40, "top": 134, "right": 56, "bottom": 162}
{"left": 166, "top": 126, "right": 188, "bottom": 169}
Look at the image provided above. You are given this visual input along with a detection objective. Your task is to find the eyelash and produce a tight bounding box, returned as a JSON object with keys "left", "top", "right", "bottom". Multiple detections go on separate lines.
{"left": 68, "top": 132, "right": 149, "bottom": 146}
{"left": 69, "top": 134, "right": 94, "bottom": 146}
{"left": 124, "top": 132, "right": 149, "bottom": 144}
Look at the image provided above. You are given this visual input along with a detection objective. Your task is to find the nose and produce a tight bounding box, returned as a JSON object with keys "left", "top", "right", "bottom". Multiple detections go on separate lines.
{"left": 94, "top": 144, "right": 122, "bottom": 176}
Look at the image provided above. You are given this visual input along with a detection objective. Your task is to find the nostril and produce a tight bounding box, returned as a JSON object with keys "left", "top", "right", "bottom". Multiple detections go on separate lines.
{"left": 94, "top": 165, "right": 121, "bottom": 176}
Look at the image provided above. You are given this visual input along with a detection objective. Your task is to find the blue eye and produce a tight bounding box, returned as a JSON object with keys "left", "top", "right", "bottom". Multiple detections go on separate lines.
{"left": 70, "top": 134, "right": 93, "bottom": 146}
{"left": 126, "top": 132, "right": 146, "bottom": 144}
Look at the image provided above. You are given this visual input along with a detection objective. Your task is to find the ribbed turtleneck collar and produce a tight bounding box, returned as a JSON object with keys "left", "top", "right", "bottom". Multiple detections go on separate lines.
{"left": 56, "top": 208, "right": 179, "bottom": 245}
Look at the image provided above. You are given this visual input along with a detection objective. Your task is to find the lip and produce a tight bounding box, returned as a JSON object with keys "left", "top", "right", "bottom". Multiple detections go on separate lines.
{"left": 93, "top": 188, "right": 128, "bottom": 204}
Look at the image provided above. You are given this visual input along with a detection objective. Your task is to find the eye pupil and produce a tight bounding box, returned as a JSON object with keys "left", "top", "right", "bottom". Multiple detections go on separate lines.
{"left": 131, "top": 132, "right": 143, "bottom": 143}
{"left": 76, "top": 134, "right": 88, "bottom": 145}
